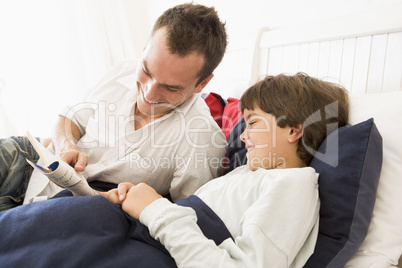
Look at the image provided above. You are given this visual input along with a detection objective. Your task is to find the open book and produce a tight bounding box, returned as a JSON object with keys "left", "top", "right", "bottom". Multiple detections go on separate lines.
{"left": 26, "top": 131, "right": 97, "bottom": 196}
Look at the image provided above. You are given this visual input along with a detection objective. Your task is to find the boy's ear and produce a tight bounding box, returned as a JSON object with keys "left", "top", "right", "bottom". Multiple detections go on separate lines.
{"left": 288, "top": 124, "right": 303, "bottom": 143}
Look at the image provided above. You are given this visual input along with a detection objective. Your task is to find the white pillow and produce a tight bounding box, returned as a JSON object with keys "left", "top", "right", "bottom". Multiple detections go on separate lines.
{"left": 345, "top": 91, "right": 402, "bottom": 267}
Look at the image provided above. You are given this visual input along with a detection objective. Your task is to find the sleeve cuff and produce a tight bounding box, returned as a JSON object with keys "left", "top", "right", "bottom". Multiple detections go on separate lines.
{"left": 139, "top": 198, "right": 196, "bottom": 228}
{"left": 139, "top": 198, "right": 174, "bottom": 226}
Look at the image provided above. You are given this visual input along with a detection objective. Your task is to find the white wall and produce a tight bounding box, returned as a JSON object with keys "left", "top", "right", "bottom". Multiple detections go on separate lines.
{"left": 131, "top": 0, "right": 402, "bottom": 46}
{"left": 125, "top": 0, "right": 402, "bottom": 96}
{"left": 1, "top": 0, "right": 402, "bottom": 137}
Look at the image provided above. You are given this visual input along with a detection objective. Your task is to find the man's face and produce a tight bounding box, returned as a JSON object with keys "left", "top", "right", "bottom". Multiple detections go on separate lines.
{"left": 135, "top": 27, "right": 212, "bottom": 120}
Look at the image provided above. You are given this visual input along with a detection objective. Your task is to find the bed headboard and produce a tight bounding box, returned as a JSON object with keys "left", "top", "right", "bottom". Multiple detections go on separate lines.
{"left": 210, "top": 3, "right": 402, "bottom": 98}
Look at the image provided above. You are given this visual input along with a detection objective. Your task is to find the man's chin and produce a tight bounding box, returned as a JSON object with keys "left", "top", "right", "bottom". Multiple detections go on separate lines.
{"left": 137, "top": 102, "right": 169, "bottom": 119}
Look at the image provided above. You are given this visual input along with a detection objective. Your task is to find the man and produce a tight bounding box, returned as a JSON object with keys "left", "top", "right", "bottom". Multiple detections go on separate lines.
{"left": 0, "top": 3, "right": 228, "bottom": 210}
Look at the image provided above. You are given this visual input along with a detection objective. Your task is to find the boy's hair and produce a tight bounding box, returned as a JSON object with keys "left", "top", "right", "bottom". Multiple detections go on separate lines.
{"left": 240, "top": 73, "right": 349, "bottom": 165}
{"left": 152, "top": 3, "right": 228, "bottom": 86}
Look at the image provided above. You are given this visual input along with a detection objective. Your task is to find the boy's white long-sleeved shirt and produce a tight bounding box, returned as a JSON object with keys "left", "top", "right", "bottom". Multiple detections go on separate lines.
{"left": 140, "top": 165, "right": 320, "bottom": 268}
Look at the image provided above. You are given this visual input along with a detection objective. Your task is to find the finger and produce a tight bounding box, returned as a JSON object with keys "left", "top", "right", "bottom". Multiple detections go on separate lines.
{"left": 106, "top": 189, "right": 121, "bottom": 204}
{"left": 118, "top": 182, "right": 134, "bottom": 202}
{"left": 96, "top": 191, "right": 108, "bottom": 198}
{"left": 59, "top": 154, "right": 73, "bottom": 166}
{"left": 74, "top": 152, "right": 88, "bottom": 172}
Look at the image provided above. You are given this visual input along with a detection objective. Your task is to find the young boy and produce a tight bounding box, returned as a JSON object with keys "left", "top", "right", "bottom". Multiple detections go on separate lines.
{"left": 102, "top": 72, "right": 349, "bottom": 267}
{"left": 0, "top": 73, "right": 349, "bottom": 268}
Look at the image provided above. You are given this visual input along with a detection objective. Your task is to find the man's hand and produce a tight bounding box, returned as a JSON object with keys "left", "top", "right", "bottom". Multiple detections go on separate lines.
{"left": 52, "top": 116, "right": 87, "bottom": 172}
{"left": 58, "top": 143, "right": 88, "bottom": 172}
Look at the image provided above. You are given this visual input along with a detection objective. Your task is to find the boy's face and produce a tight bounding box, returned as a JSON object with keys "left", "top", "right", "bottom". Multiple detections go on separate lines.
{"left": 240, "top": 108, "right": 292, "bottom": 171}
{"left": 135, "top": 27, "right": 213, "bottom": 120}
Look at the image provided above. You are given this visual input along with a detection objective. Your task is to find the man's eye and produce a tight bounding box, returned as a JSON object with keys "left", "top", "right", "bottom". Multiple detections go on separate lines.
{"left": 165, "top": 86, "right": 179, "bottom": 92}
{"left": 142, "top": 68, "right": 151, "bottom": 76}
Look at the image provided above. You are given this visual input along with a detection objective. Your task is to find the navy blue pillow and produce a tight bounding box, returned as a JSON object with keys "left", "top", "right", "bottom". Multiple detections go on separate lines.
{"left": 223, "top": 117, "right": 383, "bottom": 267}
{"left": 304, "top": 118, "right": 383, "bottom": 267}
{"left": 222, "top": 116, "right": 246, "bottom": 175}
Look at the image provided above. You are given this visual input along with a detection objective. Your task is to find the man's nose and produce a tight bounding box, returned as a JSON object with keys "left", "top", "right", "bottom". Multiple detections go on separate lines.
{"left": 143, "top": 81, "right": 160, "bottom": 101}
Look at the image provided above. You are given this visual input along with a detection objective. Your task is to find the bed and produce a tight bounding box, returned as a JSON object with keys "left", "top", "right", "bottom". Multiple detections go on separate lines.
{"left": 9, "top": 3, "right": 402, "bottom": 268}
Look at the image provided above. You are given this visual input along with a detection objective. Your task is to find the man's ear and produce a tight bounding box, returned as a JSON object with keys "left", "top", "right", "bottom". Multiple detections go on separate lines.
{"left": 195, "top": 74, "right": 214, "bottom": 93}
{"left": 288, "top": 123, "right": 303, "bottom": 143}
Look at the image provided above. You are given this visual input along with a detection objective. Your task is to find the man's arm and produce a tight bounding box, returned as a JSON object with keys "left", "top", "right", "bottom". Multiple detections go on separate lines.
{"left": 51, "top": 115, "right": 88, "bottom": 172}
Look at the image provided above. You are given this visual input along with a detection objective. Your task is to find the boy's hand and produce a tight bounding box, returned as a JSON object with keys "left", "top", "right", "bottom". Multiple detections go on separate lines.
{"left": 99, "top": 182, "right": 162, "bottom": 219}
{"left": 122, "top": 183, "right": 162, "bottom": 220}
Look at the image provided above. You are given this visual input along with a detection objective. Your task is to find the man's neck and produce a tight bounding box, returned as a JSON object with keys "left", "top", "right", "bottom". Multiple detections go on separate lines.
{"left": 133, "top": 105, "right": 165, "bottom": 130}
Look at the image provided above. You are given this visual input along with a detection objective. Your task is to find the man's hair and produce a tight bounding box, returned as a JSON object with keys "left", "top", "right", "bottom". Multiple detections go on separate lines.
{"left": 240, "top": 73, "right": 350, "bottom": 165}
{"left": 152, "top": 3, "right": 227, "bottom": 86}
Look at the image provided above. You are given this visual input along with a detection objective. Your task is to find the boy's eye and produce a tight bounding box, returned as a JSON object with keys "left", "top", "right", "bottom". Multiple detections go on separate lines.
{"left": 248, "top": 121, "right": 256, "bottom": 127}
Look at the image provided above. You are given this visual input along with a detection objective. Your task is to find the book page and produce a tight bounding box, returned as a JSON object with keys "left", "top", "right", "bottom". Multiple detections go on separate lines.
{"left": 26, "top": 132, "right": 97, "bottom": 196}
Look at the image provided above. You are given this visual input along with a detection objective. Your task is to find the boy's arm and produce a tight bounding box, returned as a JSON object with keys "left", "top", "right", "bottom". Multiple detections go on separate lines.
{"left": 138, "top": 194, "right": 243, "bottom": 267}
{"left": 134, "top": 173, "right": 319, "bottom": 267}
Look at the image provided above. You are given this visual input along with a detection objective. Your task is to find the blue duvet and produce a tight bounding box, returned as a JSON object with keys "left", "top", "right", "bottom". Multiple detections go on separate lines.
{"left": 0, "top": 195, "right": 232, "bottom": 268}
